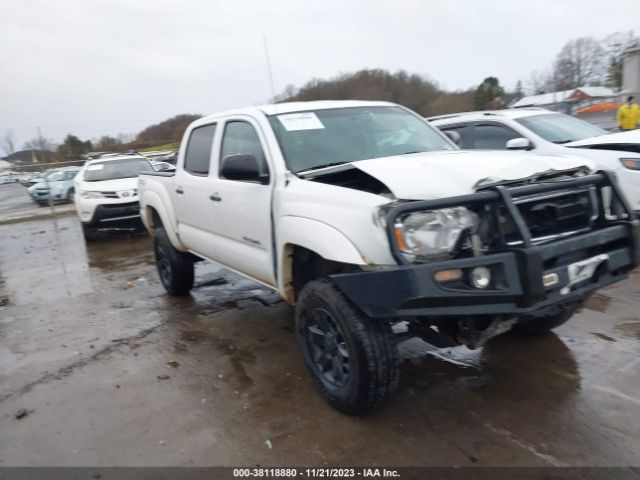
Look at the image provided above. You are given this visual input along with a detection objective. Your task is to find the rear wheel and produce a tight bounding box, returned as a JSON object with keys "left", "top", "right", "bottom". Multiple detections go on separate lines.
{"left": 154, "top": 227, "right": 194, "bottom": 295}
{"left": 67, "top": 188, "right": 75, "bottom": 202}
{"left": 514, "top": 305, "right": 578, "bottom": 334}
{"left": 296, "top": 279, "right": 398, "bottom": 415}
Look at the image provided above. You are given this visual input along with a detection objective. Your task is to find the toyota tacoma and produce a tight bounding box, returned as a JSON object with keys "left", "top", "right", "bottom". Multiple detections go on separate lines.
{"left": 138, "top": 101, "right": 639, "bottom": 414}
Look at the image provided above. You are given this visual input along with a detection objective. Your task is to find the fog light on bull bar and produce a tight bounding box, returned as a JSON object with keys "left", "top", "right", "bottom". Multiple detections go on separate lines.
{"left": 470, "top": 267, "right": 492, "bottom": 289}
{"left": 434, "top": 268, "right": 463, "bottom": 283}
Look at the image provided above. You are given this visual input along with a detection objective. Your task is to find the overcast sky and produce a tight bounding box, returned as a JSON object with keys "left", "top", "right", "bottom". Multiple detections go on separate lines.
{"left": 2, "top": 0, "right": 639, "bottom": 149}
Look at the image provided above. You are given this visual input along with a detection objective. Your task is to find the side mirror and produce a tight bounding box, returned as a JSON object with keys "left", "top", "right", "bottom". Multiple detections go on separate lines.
{"left": 153, "top": 162, "right": 174, "bottom": 172}
{"left": 444, "top": 130, "right": 462, "bottom": 146}
{"left": 220, "top": 154, "right": 269, "bottom": 184}
{"left": 506, "top": 137, "right": 533, "bottom": 150}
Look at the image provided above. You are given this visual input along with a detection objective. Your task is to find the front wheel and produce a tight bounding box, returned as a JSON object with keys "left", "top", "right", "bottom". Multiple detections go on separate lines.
{"left": 67, "top": 188, "right": 75, "bottom": 203}
{"left": 154, "top": 227, "right": 194, "bottom": 295}
{"left": 296, "top": 279, "right": 398, "bottom": 415}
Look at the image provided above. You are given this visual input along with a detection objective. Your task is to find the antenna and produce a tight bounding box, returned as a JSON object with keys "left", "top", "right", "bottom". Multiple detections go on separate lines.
{"left": 263, "top": 35, "right": 277, "bottom": 104}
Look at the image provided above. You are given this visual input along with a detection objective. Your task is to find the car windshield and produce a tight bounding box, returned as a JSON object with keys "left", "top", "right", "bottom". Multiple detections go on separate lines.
{"left": 45, "top": 171, "right": 64, "bottom": 182}
{"left": 516, "top": 113, "right": 608, "bottom": 144}
{"left": 268, "top": 106, "right": 455, "bottom": 173}
{"left": 84, "top": 158, "right": 153, "bottom": 182}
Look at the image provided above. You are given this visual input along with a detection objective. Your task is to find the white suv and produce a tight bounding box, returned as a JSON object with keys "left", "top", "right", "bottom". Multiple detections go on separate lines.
{"left": 74, "top": 154, "right": 154, "bottom": 241}
{"left": 429, "top": 108, "right": 640, "bottom": 214}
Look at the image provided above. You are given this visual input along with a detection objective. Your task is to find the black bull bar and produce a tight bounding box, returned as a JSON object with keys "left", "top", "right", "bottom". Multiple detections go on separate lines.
{"left": 331, "top": 171, "right": 640, "bottom": 318}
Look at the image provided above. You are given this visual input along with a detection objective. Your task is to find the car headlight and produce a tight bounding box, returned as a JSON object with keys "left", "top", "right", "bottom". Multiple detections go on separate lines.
{"left": 80, "top": 191, "right": 104, "bottom": 199}
{"left": 620, "top": 158, "right": 640, "bottom": 170}
{"left": 393, "top": 207, "right": 474, "bottom": 261}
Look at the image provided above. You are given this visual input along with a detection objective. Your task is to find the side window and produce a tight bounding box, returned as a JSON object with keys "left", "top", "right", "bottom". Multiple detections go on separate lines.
{"left": 184, "top": 124, "right": 216, "bottom": 175}
{"left": 220, "top": 121, "right": 268, "bottom": 176}
{"left": 472, "top": 124, "right": 521, "bottom": 150}
{"left": 441, "top": 125, "right": 471, "bottom": 148}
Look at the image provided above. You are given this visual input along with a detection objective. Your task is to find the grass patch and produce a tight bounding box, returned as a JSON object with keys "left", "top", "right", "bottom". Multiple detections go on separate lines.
{"left": 138, "top": 143, "right": 179, "bottom": 152}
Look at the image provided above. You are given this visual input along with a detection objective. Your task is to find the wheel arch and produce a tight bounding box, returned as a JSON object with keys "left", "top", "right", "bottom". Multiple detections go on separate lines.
{"left": 142, "top": 191, "right": 186, "bottom": 251}
{"left": 278, "top": 217, "right": 366, "bottom": 304}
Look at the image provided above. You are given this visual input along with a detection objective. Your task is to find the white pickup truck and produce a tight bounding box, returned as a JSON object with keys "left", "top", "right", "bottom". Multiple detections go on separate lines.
{"left": 139, "top": 100, "right": 639, "bottom": 414}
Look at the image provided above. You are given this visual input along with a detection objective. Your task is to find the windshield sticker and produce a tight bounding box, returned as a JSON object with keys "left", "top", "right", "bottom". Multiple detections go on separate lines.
{"left": 87, "top": 164, "right": 104, "bottom": 171}
{"left": 277, "top": 112, "right": 325, "bottom": 131}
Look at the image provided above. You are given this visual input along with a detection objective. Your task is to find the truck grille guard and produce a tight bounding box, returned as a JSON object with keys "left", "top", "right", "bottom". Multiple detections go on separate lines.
{"left": 385, "top": 170, "right": 639, "bottom": 267}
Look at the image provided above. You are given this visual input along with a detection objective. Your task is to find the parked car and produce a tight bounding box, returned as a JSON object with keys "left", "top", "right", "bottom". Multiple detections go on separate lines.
{"left": 27, "top": 167, "right": 80, "bottom": 205}
{"left": 20, "top": 173, "right": 44, "bottom": 187}
{"left": 74, "top": 154, "right": 154, "bottom": 241}
{"left": 151, "top": 161, "right": 175, "bottom": 172}
{"left": 138, "top": 100, "right": 639, "bottom": 414}
{"left": 428, "top": 108, "right": 640, "bottom": 214}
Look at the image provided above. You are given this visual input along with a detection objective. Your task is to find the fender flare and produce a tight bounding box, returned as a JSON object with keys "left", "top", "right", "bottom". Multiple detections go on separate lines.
{"left": 141, "top": 190, "right": 186, "bottom": 251}
{"left": 277, "top": 216, "right": 366, "bottom": 301}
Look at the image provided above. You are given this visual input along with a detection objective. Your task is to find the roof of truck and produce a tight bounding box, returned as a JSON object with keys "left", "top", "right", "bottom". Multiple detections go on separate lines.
{"left": 197, "top": 100, "right": 397, "bottom": 122}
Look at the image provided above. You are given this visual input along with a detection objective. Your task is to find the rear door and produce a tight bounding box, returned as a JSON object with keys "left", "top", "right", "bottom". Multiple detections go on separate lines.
{"left": 469, "top": 122, "right": 523, "bottom": 149}
{"left": 203, "top": 116, "right": 275, "bottom": 286}
{"left": 174, "top": 122, "right": 220, "bottom": 258}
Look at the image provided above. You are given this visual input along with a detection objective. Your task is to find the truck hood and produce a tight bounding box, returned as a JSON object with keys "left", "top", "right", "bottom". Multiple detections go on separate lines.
{"left": 565, "top": 129, "right": 640, "bottom": 147}
{"left": 350, "top": 150, "right": 592, "bottom": 200}
{"left": 77, "top": 176, "right": 139, "bottom": 192}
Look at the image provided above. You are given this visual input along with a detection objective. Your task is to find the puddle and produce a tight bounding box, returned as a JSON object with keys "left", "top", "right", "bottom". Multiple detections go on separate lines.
{"left": 181, "top": 330, "right": 207, "bottom": 342}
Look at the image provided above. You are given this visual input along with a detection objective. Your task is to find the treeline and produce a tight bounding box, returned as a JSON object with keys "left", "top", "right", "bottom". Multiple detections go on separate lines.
{"left": 526, "top": 31, "right": 639, "bottom": 93}
{"left": 275, "top": 69, "right": 476, "bottom": 117}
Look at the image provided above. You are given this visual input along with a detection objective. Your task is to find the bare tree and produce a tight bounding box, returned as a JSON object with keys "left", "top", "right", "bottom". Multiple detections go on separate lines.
{"left": 23, "top": 133, "right": 56, "bottom": 163}
{"left": 1, "top": 130, "right": 15, "bottom": 156}
{"left": 551, "top": 37, "right": 605, "bottom": 90}
{"left": 525, "top": 69, "right": 552, "bottom": 95}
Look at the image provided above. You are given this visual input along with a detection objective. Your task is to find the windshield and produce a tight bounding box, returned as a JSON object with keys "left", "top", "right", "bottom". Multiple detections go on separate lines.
{"left": 268, "top": 106, "right": 455, "bottom": 173}
{"left": 516, "top": 113, "right": 608, "bottom": 144}
{"left": 84, "top": 158, "right": 153, "bottom": 182}
{"left": 45, "top": 171, "right": 66, "bottom": 182}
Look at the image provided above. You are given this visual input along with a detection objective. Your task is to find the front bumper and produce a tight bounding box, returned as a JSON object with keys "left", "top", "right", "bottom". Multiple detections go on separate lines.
{"left": 332, "top": 172, "right": 640, "bottom": 319}
{"left": 82, "top": 201, "right": 141, "bottom": 229}
{"left": 332, "top": 222, "right": 639, "bottom": 318}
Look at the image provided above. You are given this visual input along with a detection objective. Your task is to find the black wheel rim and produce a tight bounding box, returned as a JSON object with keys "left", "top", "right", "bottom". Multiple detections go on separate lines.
{"left": 155, "top": 244, "right": 172, "bottom": 286}
{"left": 305, "top": 308, "right": 350, "bottom": 389}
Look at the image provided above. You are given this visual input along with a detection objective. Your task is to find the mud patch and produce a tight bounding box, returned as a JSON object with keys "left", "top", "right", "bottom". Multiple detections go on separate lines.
{"left": 591, "top": 332, "right": 616, "bottom": 342}
{"left": 195, "top": 277, "right": 229, "bottom": 288}
{"left": 181, "top": 330, "right": 207, "bottom": 342}
{"left": 585, "top": 293, "right": 611, "bottom": 313}
{"left": 614, "top": 322, "right": 640, "bottom": 339}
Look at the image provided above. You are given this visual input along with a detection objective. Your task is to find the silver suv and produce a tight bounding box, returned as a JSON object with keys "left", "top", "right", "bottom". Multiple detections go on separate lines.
{"left": 27, "top": 166, "right": 80, "bottom": 205}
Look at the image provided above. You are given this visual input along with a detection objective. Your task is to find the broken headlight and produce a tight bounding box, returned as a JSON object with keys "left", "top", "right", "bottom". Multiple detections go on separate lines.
{"left": 393, "top": 207, "right": 474, "bottom": 262}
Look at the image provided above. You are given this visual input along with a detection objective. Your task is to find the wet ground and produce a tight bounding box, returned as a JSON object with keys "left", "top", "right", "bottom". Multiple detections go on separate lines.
{"left": 1, "top": 211, "right": 640, "bottom": 467}
{"left": 0, "top": 183, "right": 75, "bottom": 225}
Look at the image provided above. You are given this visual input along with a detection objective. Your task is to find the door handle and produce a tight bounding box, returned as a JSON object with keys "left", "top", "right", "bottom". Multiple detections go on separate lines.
{"left": 175, "top": 187, "right": 184, "bottom": 194}
{"left": 209, "top": 194, "right": 222, "bottom": 202}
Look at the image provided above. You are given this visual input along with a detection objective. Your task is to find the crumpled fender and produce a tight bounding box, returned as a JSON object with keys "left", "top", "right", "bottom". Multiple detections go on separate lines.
{"left": 278, "top": 216, "right": 366, "bottom": 265}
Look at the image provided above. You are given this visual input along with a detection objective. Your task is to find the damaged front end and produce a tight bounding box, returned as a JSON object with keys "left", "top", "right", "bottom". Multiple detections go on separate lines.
{"left": 331, "top": 170, "right": 639, "bottom": 349}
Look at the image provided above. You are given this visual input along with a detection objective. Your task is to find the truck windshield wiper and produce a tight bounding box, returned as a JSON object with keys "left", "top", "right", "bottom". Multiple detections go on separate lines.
{"left": 553, "top": 139, "right": 574, "bottom": 144}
